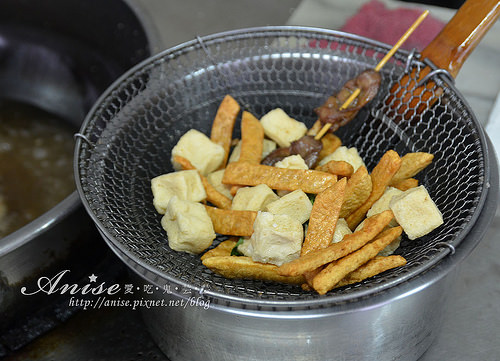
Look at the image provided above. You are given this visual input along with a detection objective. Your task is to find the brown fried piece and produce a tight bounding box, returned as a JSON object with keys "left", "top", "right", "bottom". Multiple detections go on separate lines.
{"left": 222, "top": 162, "right": 337, "bottom": 194}
{"left": 200, "top": 238, "right": 238, "bottom": 261}
{"left": 312, "top": 226, "right": 403, "bottom": 294}
{"left": 203, "top": 256, "right": 305, "bottom": 285}
{"left": 335, "top": 255, "right": 407, "bottom": 288}
{"left": 315, "top": 70, "right": 381, "bottom": 132}
{"left": 278, "top": 210, "right": 394, "bottom": 277}
{"left": 339, "top": 166, "right": 372, "bottom": 219}
{"left": 346, "top": 150, "right": 401, "bottom": 229}
{"left": 173, "top": 155, "right": 232, "bottom": 209}
{"left": 210, "top": 95, "right": 240, "bottom": 169}
{"left": 392, "top": 178, "right": 418, "bottom": 191}
{"left": 301, "top": 178, "right": 347, "bottom": 255}
{"left": 315, "top": 160, "right": 354, "bottom": 178}
{"left": 205, "top": 206, "right": 257, "bottom": 237}
{"left": 389, "top": 152, "right": 434, "bottom": 185}
{"left": 318, "top": 133, "right": 342, "bottom": 161}
{"left": 239, "top": 111, "right": 264, "bottom": 164}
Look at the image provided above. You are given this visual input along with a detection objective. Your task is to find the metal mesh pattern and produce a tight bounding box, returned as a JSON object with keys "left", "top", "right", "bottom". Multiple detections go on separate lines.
{"left": 76, "top": 27, "right": 488, "bottom": 308}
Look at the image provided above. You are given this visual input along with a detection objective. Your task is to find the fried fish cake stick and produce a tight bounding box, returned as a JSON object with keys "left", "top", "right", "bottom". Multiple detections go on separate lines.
{"left": 210, "top": 95, "right": 240, "bottom": 169}
{"left": 203, "top": 256, "right": 305, "bottom": 285}
{"left": 339, "top": 166, "right": 372, "bottom": 219}
{"left": 301, "top": 178, "right": 347, "bottom": 255}
{"left": 277, "top": 210, "right": 394, "bottom": 276}
{"left": 222, "top": 162, "right": 337, "bottom": 194}
{"left": 389, "top": 152, "right": 433, "bottom": 186}
{"left": 346, "top": 150, "right": 401, "bottom": 229}
{"left": 335, "top": 255, "right": 407, "bottom": 287}
{"left": 312, "top": 226, "right": 403, "bottom": 295}
{"left": 205, "top": 206, "right": 257, "bottom": 237}
{"left": 239, "top": 111, "right": 264, "bottom": 164}
{"left": 173, "top": 155, "right": 232, "bottom": 209}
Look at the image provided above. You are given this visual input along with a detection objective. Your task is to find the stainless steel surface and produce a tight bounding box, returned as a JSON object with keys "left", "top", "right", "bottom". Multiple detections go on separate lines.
{"left": 74, "top": 22, "right": 496, "bottom": 360}
{"left": 0, "top": 0, "right": 152, "bottom": 337}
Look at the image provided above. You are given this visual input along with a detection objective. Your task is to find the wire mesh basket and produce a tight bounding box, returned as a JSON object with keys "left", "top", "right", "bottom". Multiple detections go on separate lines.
{"left": 75, "top": 27, "right": 490, "bottom": 309}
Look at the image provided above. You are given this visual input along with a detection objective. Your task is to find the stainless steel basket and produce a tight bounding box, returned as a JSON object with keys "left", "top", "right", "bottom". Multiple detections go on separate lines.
{"left": 75, "top": 26, "right": 496, "bottom": 360}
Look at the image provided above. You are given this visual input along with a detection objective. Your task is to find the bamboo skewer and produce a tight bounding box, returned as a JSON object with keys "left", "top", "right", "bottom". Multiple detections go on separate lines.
{"left": 314, "top": 10, "right": 429, "bottom": 141}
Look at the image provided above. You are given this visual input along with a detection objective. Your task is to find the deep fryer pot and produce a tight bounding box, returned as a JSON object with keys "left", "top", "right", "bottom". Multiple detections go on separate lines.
{"left": 0, "top": 0, "right": 155, "bottom": 340}
{"left": 74, "top": 0, "right": 499, "bottom": 359}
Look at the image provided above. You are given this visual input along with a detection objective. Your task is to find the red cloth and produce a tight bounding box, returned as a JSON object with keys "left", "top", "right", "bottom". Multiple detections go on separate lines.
{"left": 340, "top": 0, "right": 445, "bottom": 51}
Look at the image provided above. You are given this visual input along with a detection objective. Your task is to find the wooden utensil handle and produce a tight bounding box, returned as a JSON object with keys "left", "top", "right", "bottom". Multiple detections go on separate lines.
{"left": 388, "top": 0, "right": 500, "bottom": 120}
{"left": 422, "top": 0, "right": 500, "bottom": 78}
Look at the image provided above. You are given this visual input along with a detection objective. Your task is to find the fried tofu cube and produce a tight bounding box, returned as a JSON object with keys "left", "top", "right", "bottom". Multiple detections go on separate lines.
{"left": 265, "top": 189, "right": 313, "bottom": 224}
{"left": 274, "top": 154, "right": 309, "bottom": 170}
{"left": 389, "top": 185, "right": 443, "bottom": 240}
{"left": 206, "top": 169, "right": 233, "bottom": 200}
{"left": 231, "top": 184, "right": 279, "bottom": 211}
{"left": 260, "top": 108, "right": 307, "bottom": 147}
{"left": 318, "top": 146, "right": 366, "bottom": 172}
{"left": 240, "top": 212, "right": 303, "bottom": 266}
{"left": 151, "top": 170, "right": 206, "bottom": 214}
{"left": 161, "top": 196, "right": 216, "bottom": 254}
{"left": 228, "top": 139, "right": 277, "bottom": 163}
{"left": 367, "top": 187, "right": 403, "bottom": 227}
{"left": 332, "top": 218, "right": 352, "bottom": 244}
{"left": 171, "top": 129, "right": 225, "bottom": 175}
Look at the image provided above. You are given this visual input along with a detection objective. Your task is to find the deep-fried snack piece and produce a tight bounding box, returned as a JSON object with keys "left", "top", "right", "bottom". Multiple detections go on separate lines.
{"left": 318, "top": 133, "right": 342, "bottom": 161}
{"left": 173, "top": 155, "right": 232, "bottom": 209}
{"left": 389, "top": 152, "right": 433, "bottom": 186}
{"left": 339, "top": 166, "right": 372, "bottom": 219}
{"left": 315, "top": 160, "right": 354, "bottom": 178}
{"left": 277, "top": 210, "right": 394, "bottom": 277}
{"left": 200, "top": 238, "right": 238, "bottom": 261}
{"left": 335, "top": 255, "right": 407, "bottom": 287}
{"left": 392, "top": 178, "right": 419, "bottom": 191}
{"left": 346, "top": 150, "right": 401, "bottom": 229}
{"left": 202, "top": 256, "right": 305, "bottom": 285}
{"left": 222, "top": 162, "right": 337, "bottom": 194}
{"left": 312, "top": 226, "right": 402, "bottom": 294}
{"left": 205, "top": 206, "right": 257, "bottom": 236}
{"left": 239, "top": 111, "right": 264, "bottom": 164}
{"left": 301, "top": 178, "right": 347, "bottom": 255}
{"left": 210, "top": 95, "right": 240, "bottom": 169}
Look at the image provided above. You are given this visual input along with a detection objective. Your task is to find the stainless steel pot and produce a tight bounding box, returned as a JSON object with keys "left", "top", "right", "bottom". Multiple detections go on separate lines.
{"left": 74, "top": 2, "right": 499, "bottom": 359}
{"left": 99, "top": 134, "right": 498, "bottom": 361}
{"left": 0, "top": 0, "right": 157, "bottom": 335}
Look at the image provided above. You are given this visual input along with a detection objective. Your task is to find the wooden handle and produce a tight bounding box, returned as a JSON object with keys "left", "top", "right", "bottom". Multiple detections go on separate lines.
{"left": 422, "top": 0, "right": 500, "bottom": 78}
{"left": 389, "top": 0, "right": 500, "bottom": 119}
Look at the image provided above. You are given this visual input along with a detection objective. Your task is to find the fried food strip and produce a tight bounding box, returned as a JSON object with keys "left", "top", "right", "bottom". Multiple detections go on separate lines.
{"left": 346, "top": 150, "right": 401, "bottom": 229}
{"left": 315, "top": 160, "right": 354, "bottom": 178}
{"left": 222, "top": 162, "right": 337, "bottom": 194}
{"left": 205, "top": 206, "right": 257, "bottom": 236}
{"left": 173, "top": 155, "right": 232, "bottom": 209}
{"left": 210, "top": 95, "right": 241, "bottom": 169}
{"left": 301, "top": 178, "right": 347, "bottom": 255}
{"left": 278, "top": 210, "right": 394, "bottom": 277}
{"left": 312, "top": 226, "right": 403, "bottom": 294}
{"left": 389, "top": 152, "right": 433, "bottom": 186}
{"left": 307, "top": 119, "right": 323, "bottom": 136}
{"left": 318, "top": 133, "right": 342, "bottom": 161}
{"left": 200, "top": 238, "right": 238, "bottom": 261}
{"left": 339, "top": 166, "right": 372, "bottom": 219}
{"left": 392, "top": 178, "right": 418, "bottom": 191}
{"left": 335, "top": 255, "right": 407, "bottom": 288}
{"left": 203, "top": 256, "right": 305, "bottom": 285}
{"left": 239, "top": 111, "right": 264, "bottom": 164}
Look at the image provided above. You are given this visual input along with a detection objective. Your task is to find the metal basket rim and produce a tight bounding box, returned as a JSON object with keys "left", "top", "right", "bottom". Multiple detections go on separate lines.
{"left": 74, "top": 25, "right": 491, "bottom": 309}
